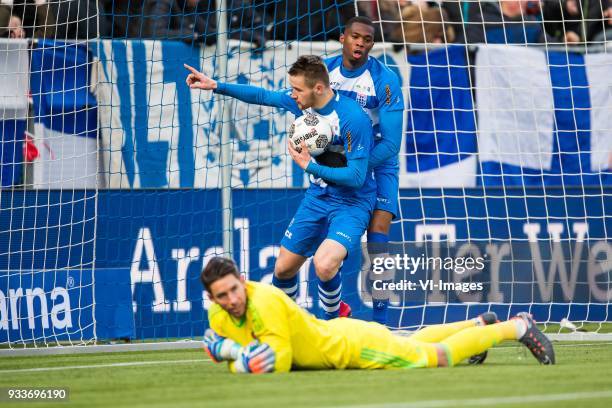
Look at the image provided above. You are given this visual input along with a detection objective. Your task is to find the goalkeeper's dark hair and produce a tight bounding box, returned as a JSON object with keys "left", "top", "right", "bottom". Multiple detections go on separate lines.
{"left": 201, "top": 256, "right": 241, "bottom": 292}
{"left": 288, "top": 55, "right": 329, "bottom": 88}
{"left": 344, "top": 16, "right": 375, "bottom": 32}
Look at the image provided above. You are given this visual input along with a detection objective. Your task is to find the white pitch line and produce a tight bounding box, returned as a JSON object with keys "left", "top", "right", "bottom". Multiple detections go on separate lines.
{"left": 493, "top": 341, "right": 612, "bottom": 349}
{"left": 342, "top": 390, "right": 612, "bottom": 408}
{"left": 0, "top": 359, "right": 211, "bottom": 374}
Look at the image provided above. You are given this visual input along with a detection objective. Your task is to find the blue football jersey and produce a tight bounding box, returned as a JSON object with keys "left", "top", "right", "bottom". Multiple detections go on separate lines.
{"left": 213, "top": 82, "right": 376, "bottom": 208}
{"left": 300, "top": 92, "right": 376, "bottom": 208}
{"left": 325, "top": 55, "right": 404, "bottom": 167}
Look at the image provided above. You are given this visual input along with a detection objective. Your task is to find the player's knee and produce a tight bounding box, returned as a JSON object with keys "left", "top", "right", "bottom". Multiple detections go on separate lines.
{"left": 274, "top": 262, "right": 299, "bottom": 280}
{"left": 274, "top": 248, "right": 304, "bottom": 279}
{"left": 313, "top": 255, "right": 340, "bottom": 281}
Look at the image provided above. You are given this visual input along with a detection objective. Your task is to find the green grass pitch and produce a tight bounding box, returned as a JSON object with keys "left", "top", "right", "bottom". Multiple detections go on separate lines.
{"left": 1, "top": 342, "right": 611, "bottom": 408}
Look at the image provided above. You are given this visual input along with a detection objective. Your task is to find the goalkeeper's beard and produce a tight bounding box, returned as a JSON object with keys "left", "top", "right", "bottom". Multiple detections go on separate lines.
{"left": 227, "top": 303, "right": 246, "bottom": 318}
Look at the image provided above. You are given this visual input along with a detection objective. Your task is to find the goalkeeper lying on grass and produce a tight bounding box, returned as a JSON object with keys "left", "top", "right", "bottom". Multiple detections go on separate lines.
{"left": 201, "top": 257, "right": 555, "bottom": 374}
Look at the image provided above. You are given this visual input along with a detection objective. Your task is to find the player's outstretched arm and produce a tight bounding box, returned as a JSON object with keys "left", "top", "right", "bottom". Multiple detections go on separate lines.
{"left": 184, "top": 64, "right": 299, "bottom": 113}
{"left": 185, "top": 64, "right": 218, "bottom": 90}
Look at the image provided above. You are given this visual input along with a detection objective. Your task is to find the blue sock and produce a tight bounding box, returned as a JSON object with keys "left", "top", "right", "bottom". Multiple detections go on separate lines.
{"left": 319, "top": 273, "right": 342, "bottom": 320}
{"left": 368, "top": 232, "right": 390, "bottom": 325}
{"left": 367, "top": 232, "right": 389, "bottom": 244}
{"left": 272, "top": 274, "right": 298, "bottom": 301}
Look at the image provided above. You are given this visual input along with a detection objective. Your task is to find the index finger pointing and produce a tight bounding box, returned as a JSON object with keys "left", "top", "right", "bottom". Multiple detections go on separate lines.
{"left": 184, "top": 64, "right": 199, "bottom": 74}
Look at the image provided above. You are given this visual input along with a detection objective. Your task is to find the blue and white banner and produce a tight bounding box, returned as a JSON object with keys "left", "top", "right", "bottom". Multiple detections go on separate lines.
{"left": 95, "top": 40, "right": 410, "bottom": 189}
{"left": 402, "top": 45, "right": 478, "bottom": 187}
{"left": 476, "top": 45, "right": 612, "bottom": 186}
{"left": 0, "top": 39, "right": 29, "bottom": 187}
{"left": 584, "top": 53, "right": 612, "bottom": 177}
{"left": 30, "top": 41, "right": 98, "bottom": 189}
{"left": 96, "top": 40, "right": 305, "bottom": 188}
{"left": 46, "top": 40, "right": 612, "bottom": 189}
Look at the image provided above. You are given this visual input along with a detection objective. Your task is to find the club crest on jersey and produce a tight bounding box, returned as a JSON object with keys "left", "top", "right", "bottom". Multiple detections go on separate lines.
{"left": 346, "top": 131, "right": 352, "bottom": 152}
{"left": 356, "top": 93, "right": 367, "bottom": 107}
{"left": 385, "top": 85, "right": 391, "bottom": 105}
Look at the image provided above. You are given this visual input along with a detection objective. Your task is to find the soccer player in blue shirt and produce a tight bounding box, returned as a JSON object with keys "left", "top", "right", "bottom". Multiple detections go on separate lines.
{"left": 185, "top": 55, "right": 375, "bottom": 319}
{"left": 325, "top": 16, "right": 404, "bottom": 325}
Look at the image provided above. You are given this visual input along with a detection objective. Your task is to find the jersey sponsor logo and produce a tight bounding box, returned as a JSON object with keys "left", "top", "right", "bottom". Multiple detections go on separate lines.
{"left": 354, "top": 84, "right": 372, "bottom": 94}
{"left": 346, "top": 131, "right": 352, "bottom": 152}
{"left": 385, "top": 85, "right": 391, "bottom": 105}
{"left": 336, "top": 231, "right": 352, "bottom": 242}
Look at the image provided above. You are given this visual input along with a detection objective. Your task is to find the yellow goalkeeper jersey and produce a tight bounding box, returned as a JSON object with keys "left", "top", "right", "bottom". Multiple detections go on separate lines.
{"left": 207, "top": 281, "right": 438, "bottom": 372}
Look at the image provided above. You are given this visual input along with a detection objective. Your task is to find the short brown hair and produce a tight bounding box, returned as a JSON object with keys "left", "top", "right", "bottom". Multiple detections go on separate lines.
{"left": 288, "top": 55, "right": 330, "bottom": 88}
{"left": 200, "top": 257, "right": 240, "bottom": 292}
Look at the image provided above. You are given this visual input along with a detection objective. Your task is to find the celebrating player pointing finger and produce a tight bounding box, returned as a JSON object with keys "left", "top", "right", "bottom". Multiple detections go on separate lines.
{"left": 186, "top": 56, "right": 375, "bottom": 319}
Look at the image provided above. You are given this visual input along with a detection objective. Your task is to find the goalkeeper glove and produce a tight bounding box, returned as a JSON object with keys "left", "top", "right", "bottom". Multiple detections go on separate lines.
{"left": 202, "top": 329, "right": 241, "bottom": 363}
{"left": 234, "top": 342, "right": 276, "bottom": 374}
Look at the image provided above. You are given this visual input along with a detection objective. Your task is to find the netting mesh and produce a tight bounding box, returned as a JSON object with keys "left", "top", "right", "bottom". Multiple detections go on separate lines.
{"left": 1, "top": 1, "right": 611, "bottom": 348}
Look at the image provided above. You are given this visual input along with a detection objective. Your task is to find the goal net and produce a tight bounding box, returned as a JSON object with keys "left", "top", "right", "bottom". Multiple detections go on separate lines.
{"left": 0, "top": 1, "right": 99, "bottom": 350}
{"left": 1, "top": 0, "right": 611, "bottom": 352}
{"left": 357, "top": 0, "right": 612, "bottom": 338}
